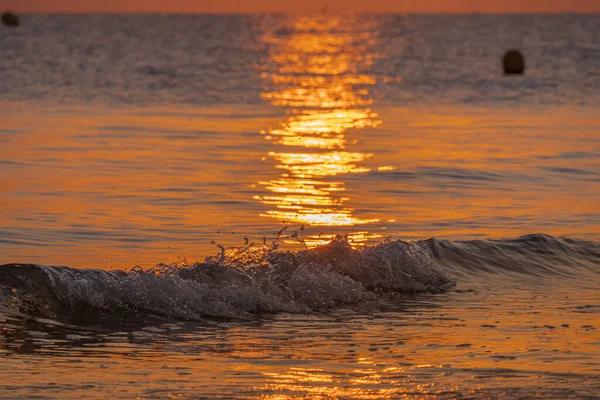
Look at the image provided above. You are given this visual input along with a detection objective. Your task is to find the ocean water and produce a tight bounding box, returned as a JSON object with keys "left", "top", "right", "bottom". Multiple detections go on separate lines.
{"left": 1, "top": 14, "right": 599, "bottom": 399}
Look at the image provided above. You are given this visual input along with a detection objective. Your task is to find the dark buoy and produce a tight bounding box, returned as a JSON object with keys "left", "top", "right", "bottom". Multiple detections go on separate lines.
{"left": 2, "top": 11, "right": 19, "bottom": 27}
{"left": 503, "top": 50, "right": 525, "bottom": 75}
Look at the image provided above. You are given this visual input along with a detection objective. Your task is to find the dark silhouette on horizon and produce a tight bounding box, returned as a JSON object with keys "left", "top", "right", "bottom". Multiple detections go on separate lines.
{"left": 503, "top": 50, "right": 525, "bottom": 75}
{"left": 2, "top": 11, "right": 19, "bottom": 27}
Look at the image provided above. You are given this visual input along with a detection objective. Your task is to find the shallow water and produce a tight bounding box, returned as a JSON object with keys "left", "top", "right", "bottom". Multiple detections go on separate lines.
{"left": 1, "top": 13, "right": 599, "bottom": 399}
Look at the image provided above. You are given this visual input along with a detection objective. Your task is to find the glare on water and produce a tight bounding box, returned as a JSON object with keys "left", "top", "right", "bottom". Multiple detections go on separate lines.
{"left": 256, "top": 15, "right": 381, "bottom": 239}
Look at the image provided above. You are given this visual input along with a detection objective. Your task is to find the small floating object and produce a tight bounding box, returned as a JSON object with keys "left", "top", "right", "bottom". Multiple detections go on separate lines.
{"left": 2, "top": 11, "right": 20, "bottom": 27}
{"left": 503, "top": 50, "right": 525, "bottom": 75}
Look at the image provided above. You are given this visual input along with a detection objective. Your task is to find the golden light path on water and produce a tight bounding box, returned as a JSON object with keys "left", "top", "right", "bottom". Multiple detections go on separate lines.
{"left": 254, "top": 15, "right": 383, "bottom": 248}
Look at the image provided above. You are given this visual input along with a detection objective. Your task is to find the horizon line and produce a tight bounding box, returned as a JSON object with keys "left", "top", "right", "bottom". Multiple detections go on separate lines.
{"left": 6, "top": 10, "right": 600, "bottom": 15}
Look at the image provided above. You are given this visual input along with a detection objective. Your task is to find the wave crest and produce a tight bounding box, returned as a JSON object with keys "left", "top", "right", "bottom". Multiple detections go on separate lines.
{"left": 2, "top": 234, "right": 598, "bottom": 323}
{"left": 422, "top": 234, "right": 600, "bottom": 277}
{"left": 0, "top": 235, "right": 454, "bottom": 322}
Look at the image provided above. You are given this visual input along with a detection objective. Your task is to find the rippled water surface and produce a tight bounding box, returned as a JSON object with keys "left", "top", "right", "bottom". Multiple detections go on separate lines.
{"left": 2, "top": 275, "right": 599, "bottom": 399}
{"left": 1, "top": 13, "right": 599, "bottom": 399}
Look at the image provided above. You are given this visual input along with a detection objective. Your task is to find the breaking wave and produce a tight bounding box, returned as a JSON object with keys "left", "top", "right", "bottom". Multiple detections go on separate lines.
{"left": 0, "top": 234, "right": 598, "bottom": 324}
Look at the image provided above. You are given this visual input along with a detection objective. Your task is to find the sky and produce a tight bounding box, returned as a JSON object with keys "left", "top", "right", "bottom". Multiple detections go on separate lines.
{"left": 3, "top": 0, "right": 600, "bottom": 14}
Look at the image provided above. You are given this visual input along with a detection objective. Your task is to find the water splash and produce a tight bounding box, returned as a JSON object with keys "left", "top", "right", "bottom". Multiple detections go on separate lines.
{"left": 2, "top": 234, "right": 598, "bottom": 325}
{"left": 0, "top": 235, "right": 455, "bottom": 323}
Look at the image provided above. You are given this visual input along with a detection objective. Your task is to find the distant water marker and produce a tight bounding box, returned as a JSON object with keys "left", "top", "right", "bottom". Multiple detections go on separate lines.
{"left": 2, "top": 11, "right": 19, "bottom": 27}
{"left": 503, "top": 50, "right": 525, "bottom": 75}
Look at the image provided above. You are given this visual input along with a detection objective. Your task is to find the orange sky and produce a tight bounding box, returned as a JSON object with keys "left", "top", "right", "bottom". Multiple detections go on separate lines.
{"left": 4, "top": 0, "right": 600, "bottom": 13}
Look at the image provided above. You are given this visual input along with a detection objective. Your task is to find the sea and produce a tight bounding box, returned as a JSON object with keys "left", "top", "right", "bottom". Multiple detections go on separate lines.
{"left": 0, "top": 13, "right": 599, "bottom": 399}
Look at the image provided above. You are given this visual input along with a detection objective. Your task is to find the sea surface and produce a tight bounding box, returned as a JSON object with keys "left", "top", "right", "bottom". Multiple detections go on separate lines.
{"left": 1, "top": 14, "right": 599, "bottom": 399}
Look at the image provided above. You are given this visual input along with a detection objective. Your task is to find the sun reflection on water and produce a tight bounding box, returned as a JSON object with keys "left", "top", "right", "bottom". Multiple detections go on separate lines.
{"left": 258, "top": 366, "right": 404, "bottom": 399}
{"left": 256, "top": 15, "right": 381, "bottom": 240}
